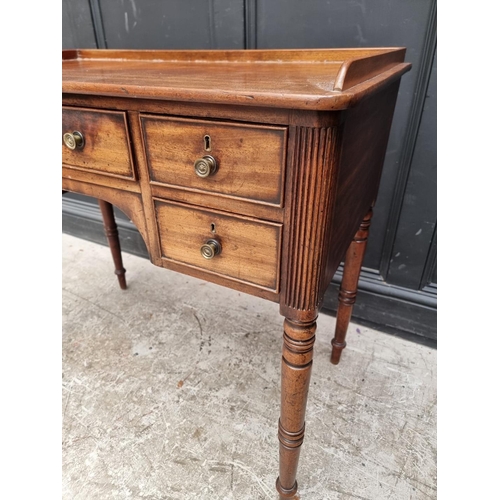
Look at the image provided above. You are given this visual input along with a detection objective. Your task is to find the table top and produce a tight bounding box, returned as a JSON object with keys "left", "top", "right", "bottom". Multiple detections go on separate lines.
{"left": 62, "top": 48, "right": 410, "bottom": 110}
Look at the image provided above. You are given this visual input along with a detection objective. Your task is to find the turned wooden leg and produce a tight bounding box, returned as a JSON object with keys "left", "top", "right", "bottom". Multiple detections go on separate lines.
{"left": 330, "top": 208, "right": 373, "bottom": 365}
{"left": 98, "top": 200, "right": 127, "bottom": 290}
{"left": 276, "top": 318, "right": 316, "bottom": 499}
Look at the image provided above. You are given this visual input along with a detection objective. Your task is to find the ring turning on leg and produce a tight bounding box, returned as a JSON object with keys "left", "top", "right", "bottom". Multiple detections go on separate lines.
{"left": 276, "top": 318, "right": 316, "bottom": 499}
{"left": 331, "top": 208, "right": 373, "bottom": 365}
{"left": 98, "top": 199, "right": 127, "bottom": 290}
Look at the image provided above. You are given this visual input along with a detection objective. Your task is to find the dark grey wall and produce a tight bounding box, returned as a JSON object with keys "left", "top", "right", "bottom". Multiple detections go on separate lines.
{"left": 62, "top": 0, "right": 437, "bottom": 343}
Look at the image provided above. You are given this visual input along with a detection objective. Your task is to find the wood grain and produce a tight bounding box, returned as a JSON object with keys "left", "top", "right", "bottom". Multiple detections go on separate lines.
{"left": 155, "top": 200, "right": 282, "bottom": 291}
{"left": 64, "top": 47, "right": 403, "bottom": 63}
{"left": 62, "top": 49, "right": 411, "bottom": 110}
{"left": 150, "top": 184, "right": 283, "bottom": 223}
{"left": 61, "top": 47, "right": 412, "bottom": 500}
{"left": 61, "top": 166, "right": 140, "bottom": 193}
{"left": 331, "top": 208, "right": 373, "bottom": 365}
{"left": 63, "top": 93, "right": 295, "bottom": 126}
{"left": 280, "top": 126, "right": 340, "bottom": 323}
{"left": 126, "top": 111, "right": 164, "bottom": 267}
{"left": 61, "top": 179, "right": 150, "bottom": 256}
{"left": 63, "top": 93, "right": 344, "bottom": 129}
{"left": 98, "top": 200, "right": 127, "bottom": 290}
{"left": 322, "top": 81, "right": 402, "bottom": 295}
{"left": 277, "top": 317, "right": 316, "bottom": 499}
{"left": 62, "top": 107, "right": 134, "bottom": 179}
{"left": 142, "top": 115, "right": 286, "bottom": 206}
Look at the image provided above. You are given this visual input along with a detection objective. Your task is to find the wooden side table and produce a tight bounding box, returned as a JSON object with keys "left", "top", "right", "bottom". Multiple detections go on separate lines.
{"left": 62, "top": 48, "right": 411, "bottom": 499}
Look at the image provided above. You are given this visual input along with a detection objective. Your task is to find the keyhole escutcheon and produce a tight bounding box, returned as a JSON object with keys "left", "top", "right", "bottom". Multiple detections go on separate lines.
{"left": 204, "top": 135, "right": 211, "bottom": 151}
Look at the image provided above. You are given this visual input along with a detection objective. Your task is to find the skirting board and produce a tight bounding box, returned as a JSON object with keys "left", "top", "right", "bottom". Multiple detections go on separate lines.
{"left": 62, "top": 195, "right": 437, "bottom": 346}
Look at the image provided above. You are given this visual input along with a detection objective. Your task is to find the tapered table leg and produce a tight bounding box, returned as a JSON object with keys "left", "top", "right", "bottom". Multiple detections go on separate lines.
{"left": 98, "top": 200, "right": 127, "bottom": 290}
{"left": 330, "top": 208, "right": 373, "bottom": 365}
{"left": 276, "top": 317, "right": 316, "bottom": 499}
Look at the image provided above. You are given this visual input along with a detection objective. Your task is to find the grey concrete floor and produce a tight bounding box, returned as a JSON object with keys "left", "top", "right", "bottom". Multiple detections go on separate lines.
{"left": 62, "top": 234, "right": 436, "bottom": 500}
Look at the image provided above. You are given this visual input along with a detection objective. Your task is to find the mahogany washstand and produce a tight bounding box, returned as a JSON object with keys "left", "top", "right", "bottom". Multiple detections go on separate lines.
{"left": 62, "top": 48, "right": 411, "bottom": 498}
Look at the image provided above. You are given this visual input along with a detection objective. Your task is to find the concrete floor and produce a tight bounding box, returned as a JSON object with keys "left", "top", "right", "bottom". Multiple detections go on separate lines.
{"left": 62, "top": 234, "right": 436, "bottom": 500}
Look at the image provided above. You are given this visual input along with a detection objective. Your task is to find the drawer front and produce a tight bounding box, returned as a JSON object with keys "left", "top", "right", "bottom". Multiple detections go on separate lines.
{"left": 142, "top": 115, "right": 287, "bottom": 206}
{"left": 155, "top": 200, "right": 282, "bottom": 291}
{"left": 62, "top": 107, "right": 134, "bottom": 179}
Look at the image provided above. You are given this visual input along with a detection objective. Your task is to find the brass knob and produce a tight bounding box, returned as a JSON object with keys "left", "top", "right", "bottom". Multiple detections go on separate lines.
{"left": 63, "top": 131, "right": 85, "bottom": 150}
{"left": 200, "top": 239, "right": 221, "bottom": 259}
{"left": 194, "top": 155, "right": 217, "bottom": 178}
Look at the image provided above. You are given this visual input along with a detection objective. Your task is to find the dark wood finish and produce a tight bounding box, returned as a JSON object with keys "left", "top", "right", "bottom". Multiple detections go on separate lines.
{"left": 126, "top": 111, "right": 163, "bottom": 266}
{"left": 275, "top": 122, "right": 338, "bottom": 495}
{"left": 62, "top": 107, "right": 135, "bottom": 179}
{"left": 150, "top": 183, "right": 284, "bottom": 223}
{"left": 61, "top": 166, "right": 140, "bottom": 193}
{"left": 331, "top": 208, "right": 373, "bottom": 364}
{"left": 62, "top": 48, "right": 411, "bottom": 498}
{"left": 141, "top": 115, "right": 287, "bottom": 206}
{"left": 61, "top": 179, "right": 150, "bottom": 251}
{"left": 154, "top": 199, "right": 282, "bottom": 292}
{"left": 277, "top": 317, "right": 316, "bottom": 499}
{"left": 251, "top": 0, "right": 436, "bottom": 284}
{"left": 98, "top": 200, "right": 127, "bottom": 290}
{"left": 322, "top": 81, "right": 402, "bottom": 297}
{"left": 280, "top": 125, "right": 339, "bottom": 323}
{"left": 61, "top": 93, "right": 301, "bottom": 127}
{"left": 62, "top": 195, "right": 149, "bottom": 259}
{"left": 64, "top": 0, "right": 437, "bottom": 343}
{"left": 62, "top": 48, "right": 410, "bottom": 110}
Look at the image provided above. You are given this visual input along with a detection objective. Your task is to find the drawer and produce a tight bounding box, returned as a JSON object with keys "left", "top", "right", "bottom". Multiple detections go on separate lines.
{"left": 141, "top": 115, "right": 287, "bottom": 206}
{"left": 155, "top": 200, "right": 282, "bottom": 291}
{"left": 62, "top": 107, "right": 134, "bottom": 179}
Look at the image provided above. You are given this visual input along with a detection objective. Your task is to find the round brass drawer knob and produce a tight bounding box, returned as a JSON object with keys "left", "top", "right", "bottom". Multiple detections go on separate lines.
{"left": 63, "top": 131, "right": 85, "bottom": 150}
{"left": 194, "top": 155, "right": 217, "bottom": 178}
{"left": 200, "top": 239, "right": 221, "bottom": 259}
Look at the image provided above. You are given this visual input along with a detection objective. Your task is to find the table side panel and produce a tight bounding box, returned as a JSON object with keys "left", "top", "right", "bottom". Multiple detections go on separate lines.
{"left": 322, "top": 80, "right": 402, "bottom": 295}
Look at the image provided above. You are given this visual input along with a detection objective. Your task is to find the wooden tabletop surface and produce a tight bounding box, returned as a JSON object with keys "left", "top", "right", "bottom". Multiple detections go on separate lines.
{"left": 62, "top": 48, "right": 411, "bottom": 110}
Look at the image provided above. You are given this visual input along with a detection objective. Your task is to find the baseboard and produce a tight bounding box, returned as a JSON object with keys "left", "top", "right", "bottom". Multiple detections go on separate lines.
{"left": 62, "top": 196, "right": 149, "bottom": 259}
{"left": 322, "top": 282, "right": 436, "bottom": 347}
{"left": 322, "top": 266, "right": 437, "bottom": 344}
{"left": 62, "top": 196, "right": 437, "bottom": 344}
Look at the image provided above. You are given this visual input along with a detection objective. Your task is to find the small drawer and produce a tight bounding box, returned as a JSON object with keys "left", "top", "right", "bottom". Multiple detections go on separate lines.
{"left": 155, "top": 200, "right": 282, "bottom": 292}
{"left": 62, "top": 107, "right": 134, "bottom": 179}
{"left": 141, "top": 115, "right": 287, "bottom": 206}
